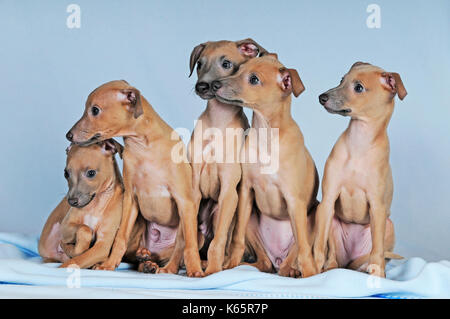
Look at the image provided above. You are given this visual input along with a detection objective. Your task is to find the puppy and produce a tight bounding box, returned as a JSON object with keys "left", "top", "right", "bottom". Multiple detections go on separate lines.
{"left": 66, "top": 81, "right": 203, "bottom": 276}
{"left": 213, "top": 55, "right": 319, "bottom": 277}
{"left": 39, "top": 139, "right": 144, "bottom": 269}
{"left": 313, "top": 62, "right": 406, "bottom": 277}
{"left": 188, "top": 39, "right": 267, "bottom": 275}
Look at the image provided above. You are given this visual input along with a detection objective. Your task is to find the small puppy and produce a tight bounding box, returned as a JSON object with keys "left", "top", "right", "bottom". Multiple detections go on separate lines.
{"left": 188, "top": 39, "right": 267, "bottom": 275}
{"left": 39, "top": 139, "right": 144, "bottom": 269}
{"left": 214, "top": 55, "right": 319, "bottom": 277}
{"left": 313, "top": 62, "right": 406, "bottom": 277}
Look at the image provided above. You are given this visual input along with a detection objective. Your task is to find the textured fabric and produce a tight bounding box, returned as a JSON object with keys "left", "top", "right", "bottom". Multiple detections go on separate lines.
{"left": 0, "top": 232, "right": 448, "bottom": 299}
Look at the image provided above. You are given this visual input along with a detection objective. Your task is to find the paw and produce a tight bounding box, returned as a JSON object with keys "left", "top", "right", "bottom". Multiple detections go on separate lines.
{"left": 278, "top": 265, "right": 301, "bottom": 278}
{"left": 186, "top": 269, "right": 205, "bottom": 278}
{"left": 92, "top": 260, "right": 118, "bottom": 271}
{"left": 299, "top": 257, "right": 318, "bottom": 278}
{"left": 223, "top": 256, "right": 242, "bottom": 270}
{"left": 136, "top": 247, "right": 152, "bottom": 262}
{"left": 204, "top": 262, "right": 222, "bottom": 276}
{"left": 314, "top": 254, "right": 326, "bottom": 273}
{"left": 367, "top": 263, "right": 385, "bottom": 278}
{"left": 323, "top": 259, "right": 338, "bottom": 271}
{"left": 138, "top": 260, "right": 159, "bottom": 274}
{"left": 59, "top": 261, "right": 79, "bottom": 269}
{"left": 157, "top": 263, "right": 179, "bottom": 274}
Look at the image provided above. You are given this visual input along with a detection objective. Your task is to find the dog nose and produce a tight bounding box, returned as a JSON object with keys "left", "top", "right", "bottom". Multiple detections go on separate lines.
{"left": 319, "top": 94, "right": 329, "bottom": 105}
{"left": 68, "top": 197, "right": 78, "bottom": 207}
{"left": 66, "top": 131, "right": 73, "bottom": 142}
{"left": 195, "top": 82, "right": 210, "bottom": 94}
{"left": 211, "top": 80, "right": 222, "bottom": 92}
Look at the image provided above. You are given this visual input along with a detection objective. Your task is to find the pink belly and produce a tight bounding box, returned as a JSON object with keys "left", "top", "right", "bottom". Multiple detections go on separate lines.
{"left": 332, "top": 216, "right": 393, "bottom": 269}
{"left": 141, "top": 222, "right": 177, "bottom": 254}
{"left": 256, "top": 214, "right": 294, "bottom": 270}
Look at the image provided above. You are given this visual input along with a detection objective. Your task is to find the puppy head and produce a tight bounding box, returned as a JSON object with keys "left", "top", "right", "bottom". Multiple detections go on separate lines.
{"left": 318, "top": 62, "right": 407, "bottom": 119}
{"left": 66, "top": 80, "right": 143, "bottom": 145}
{"left": 189, "top": 38, "right": 268, "bottom": 99}
{"left": 64, "top": 139, "right": 122, "bottom": 208}
{"left": 212, "top": 55, "right": 305, "bottom": 112}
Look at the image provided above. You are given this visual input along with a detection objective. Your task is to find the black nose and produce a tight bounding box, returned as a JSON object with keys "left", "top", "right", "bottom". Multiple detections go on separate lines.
{"left": 211, "top": 80, "right": 222, "bottom": 92}
{"left": 195, "top": 82, "right": 210, "bottom": 94}
{"left": 68, "top": 197, "right": 78, "bottom": 207}
{"left": 66, "top": 131, "right": 73, "bottom": 142}
{"left": 319, "top": 94, "right": 329, "bottom": 105}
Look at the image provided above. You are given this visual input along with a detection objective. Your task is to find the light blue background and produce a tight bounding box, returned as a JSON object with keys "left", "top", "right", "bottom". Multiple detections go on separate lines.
{"left": 0, "top": 0, "right": 448, "bottom": 261}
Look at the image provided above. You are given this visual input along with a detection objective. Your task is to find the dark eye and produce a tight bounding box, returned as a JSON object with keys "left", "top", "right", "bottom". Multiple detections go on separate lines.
{"left": 354, "top": 83, "right": 364, "bottom": 93}
{"left": 197, "top": 61, "right": 202, "bottom": 70}
{"left": 222, "top": 60, "right": 232, "bottom": 69}
{"left": 91, "top": 106, "right": 100, "bottom": 116}
{"left": 249, "top": 74, "right": 260, "bottom": 85}
{"left": 86, "top": 170, "right": 97, "bottom": 178}
{"left": 64, "top": 169, "right": 69, "bottom": 179}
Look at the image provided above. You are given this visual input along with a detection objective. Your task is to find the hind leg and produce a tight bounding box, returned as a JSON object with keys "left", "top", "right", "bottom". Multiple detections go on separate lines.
{"left": 344, "top": 218, "right": 395, "bottom": 273}
{"left": 239, "top": 214, "right": 274, "bottom": 273}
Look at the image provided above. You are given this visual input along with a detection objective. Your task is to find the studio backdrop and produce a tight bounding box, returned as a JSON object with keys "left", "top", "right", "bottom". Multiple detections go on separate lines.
{"left": 0, "top": 0, "right": 448, "bottom": 261}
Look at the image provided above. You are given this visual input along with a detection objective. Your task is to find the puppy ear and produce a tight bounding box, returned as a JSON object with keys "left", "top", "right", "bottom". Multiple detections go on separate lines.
{"left": 235, "top": 38, "right": 268, "bottom": 58}
{"left": 280, "top": 68, "right": 305, "bottom": 97}
{"left": 189, "top": 43, "right": 206, "bottom": 77}
{"left": 351, "top": 61, "right": 370, "bottom": 69}
{"left": 118, "top": 88, "right": 143, "bottom": 118}
{"left": 380, "top": 72, "right": 407, "bottom": 100}
{"left": 101, "top": 139, "right": 124, "bottom": 158}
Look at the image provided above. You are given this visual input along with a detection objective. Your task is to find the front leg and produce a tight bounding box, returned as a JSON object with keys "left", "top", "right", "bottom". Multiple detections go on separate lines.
{"left": 367, "top": 198, "right": 388, "bottom": 277}
{"left": 172, "top": 189, "right": 203, "bottom": 277}
{"left": 205, "top": 179, "right": 239, "bottom": 275}
{"left": 225, "top": 181, "right": 254, "bottom": 269}
{"left": 312, "top": 168, "right": 340, "bottom": 272}
{"left": 94, "top": 189, "right": 138, "bottom": 271}
{"left": 286, "top": 198, "right": 317, "bottom": 278}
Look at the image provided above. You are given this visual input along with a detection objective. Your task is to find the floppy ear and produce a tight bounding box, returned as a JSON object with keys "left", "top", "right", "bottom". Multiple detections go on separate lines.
{"left": 189, "top": 43, "right": 206, "bottom": 77}
{"left": 118, "top": 87, "right": 143, "bottom": 118}
{"left": 235, "top": 38, "right": 268, "bottom": 58}
{"left": 101, "top": 139, "right": 124, "bottom": 158}
{"left": 351, "top": 61, "right": 370, "bottom": 69}
{"left": 280, "top": 68, "right": 305, "bottom": 97}
{"left": 380, "top": 72, "right": 407, "bottom": 100}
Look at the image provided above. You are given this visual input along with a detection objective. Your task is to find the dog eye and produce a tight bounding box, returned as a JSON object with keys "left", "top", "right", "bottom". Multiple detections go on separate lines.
{"left": 197, "top": 61, "right": 202, "bottom": 70}
{"left": 86, "top": 170, "right": 97, "bottom": 178}
{"left": 354, "top": 83, "right": 364, "bottom": 93}
{"left": 222, "top": 60, "right": 232, "bottom": 69}
{"left": 64, "top": 169, "right": 69, "bottom": 179}
{"left": 91, "top": 106, "right": 100, "bottom": 116}
{"left": 249, "top": 75, "right": 260, "bottom": 85}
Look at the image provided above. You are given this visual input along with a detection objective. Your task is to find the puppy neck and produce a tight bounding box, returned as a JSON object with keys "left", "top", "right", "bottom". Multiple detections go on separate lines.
{"left": 251, "top": 97, "right": 292, "bottom": 130}
{"left": 205, "top": 98, "right": 244, "bottom": 127}
{"left": 346, "top": 116, "right": 390, "bottom": 151}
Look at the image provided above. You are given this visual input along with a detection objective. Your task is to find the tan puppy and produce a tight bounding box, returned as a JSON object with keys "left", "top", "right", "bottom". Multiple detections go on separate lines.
{"left": 313, "top": 62, "right": 407, "bottom": 277}
{"left": 188, "top": 39, "right": 267, "bottom": 275}
{"left": 213, "top": 55, "right": 319, "bottom": 277}
{"left": 39, "top": 140, "right": 144, "bottom": 269}
{"left": 66, "top": 80, "right": 203, "bottom": 277}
